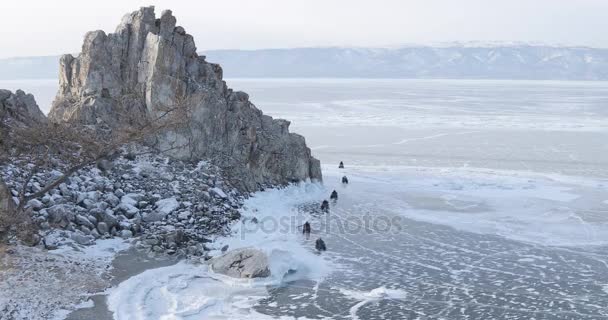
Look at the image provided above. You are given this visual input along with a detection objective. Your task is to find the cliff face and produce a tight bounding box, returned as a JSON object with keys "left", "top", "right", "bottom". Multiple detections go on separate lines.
{"left": 0, "top": 89, "right": 46, "bottom": 127}
{"left": 48, "top": 6, "right": 321, "bottom": 191}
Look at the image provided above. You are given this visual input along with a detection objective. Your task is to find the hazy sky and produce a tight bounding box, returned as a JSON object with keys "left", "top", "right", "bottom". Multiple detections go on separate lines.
{"left": 1, "top": 0, "right": 607, "bottom": 58}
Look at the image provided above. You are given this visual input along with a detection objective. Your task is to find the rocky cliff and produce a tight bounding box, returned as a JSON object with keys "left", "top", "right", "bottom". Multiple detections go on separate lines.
{"left": 48, "top": 6, "right": 321, "bottom": 191}
{"left": 1, "top": 89, "right": 47, "bottom": 127}
{"left": 1, "top": 89, "right": 47, "bottom": 158}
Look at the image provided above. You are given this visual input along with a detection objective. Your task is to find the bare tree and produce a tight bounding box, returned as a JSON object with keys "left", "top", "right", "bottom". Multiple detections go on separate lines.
{"left": 0, "top": 99, "right": 191, "bottom": 244}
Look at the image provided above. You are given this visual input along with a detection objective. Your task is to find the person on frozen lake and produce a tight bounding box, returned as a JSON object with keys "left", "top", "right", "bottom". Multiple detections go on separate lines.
{"left": 315, "top": 238, "right": 327, "bottom": 252}
{"left": 342, "top": 176, "right": 349, "bottom": 184}
{"left": 321, "top": 200, "right": 330, "bottom": 212}
{"left": 330, "top": 190, "right": 338, "bottom": 200}
{"left": 303, "top": 221, "right": 311, "bottom": 239}
{"left": 339, "top": 161, "right": 344, "bottom": 169}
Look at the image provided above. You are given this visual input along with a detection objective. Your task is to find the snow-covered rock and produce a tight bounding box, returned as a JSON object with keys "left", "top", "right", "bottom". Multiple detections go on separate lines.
{"left": 103, "top": 193, "right": 120, "bottom": 207}
{"left": 177, "top": 211, "right": 191, "bottom": 221}
{"left": 1, "top": 145, "right": 244, "bottom": 256}
{"left": 120, "top": 230, "right": 133, "bottom": 239}
{"left": 120, "top": 194, "right": 139, "bottom": 207}
{"left": 96, "top": 222, "right": 109, "bottom": 235}
{"left": 75, "top": 214, "right": 94, "bottom": 229}
{"left": 210, "top": 187, "right": 227, "bottom": 199}
{"left": 155, "top": 197, "right": 179, "bottom": 215}
{"left": 117, "top": 203, "right": 139, "bottom": 218}
{"left": 71, "top": 231, "right": 95, "bottom": 245}
{"left": 26, "top": 199, "right": 43, "bottom": 210}
{"left": 210, "top": 247, "right": 271, "bottom": 279}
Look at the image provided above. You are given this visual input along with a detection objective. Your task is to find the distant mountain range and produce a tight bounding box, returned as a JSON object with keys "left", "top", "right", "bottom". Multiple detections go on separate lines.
{"left": 3, "top": 45, "right": 608, "bottom": 80}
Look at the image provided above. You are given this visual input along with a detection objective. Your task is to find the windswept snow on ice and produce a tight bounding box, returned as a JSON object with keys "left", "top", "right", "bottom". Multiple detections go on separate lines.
{"left": 339, "top": 287, "right": 408, "bottom": 320}
{"left": 50, "top": 237, "right": 131, "bottom": 261}
{"left": 215, "top": 181, "right": 334, "bottom": 283}
{"left": 0, "top": 238, "right": 130, "bottom": 320}
{"left": 324, "top": 165, "right": 608, "bottom": 247}
{"left": 108, "top": 262, "right": 284, "bottom": 320}
{"left": 108, "top": 260, "right": 327, "bottom": 320}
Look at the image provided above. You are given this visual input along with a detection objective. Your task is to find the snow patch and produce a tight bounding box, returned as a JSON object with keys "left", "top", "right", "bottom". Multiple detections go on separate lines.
{"left": 51, "top": 237, "right": 131, "bottom": 262}
{"left": 339, "top": 286, "right": 407, "bottom": 320}
{"left": 107, "top": 261, "right": 303, "bottom": 320}
{"left": 210, "top": 187, "right": 228, "bottom": 199}
{"left": 323, "top": 165, "right": 608, "bottom": 247}
{"left": 155, "top": 197, "right": 179, "bottom": 215}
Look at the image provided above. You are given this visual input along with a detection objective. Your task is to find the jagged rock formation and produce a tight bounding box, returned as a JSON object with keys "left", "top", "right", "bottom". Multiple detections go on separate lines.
{"left": 0, "top": 89, "right": 46, "bottom": 127}
{"left": 48, "top": 6, "right": 321, "bottom": 191}
{"left": 0, "top": 89, "right": 47, "bottom": 162}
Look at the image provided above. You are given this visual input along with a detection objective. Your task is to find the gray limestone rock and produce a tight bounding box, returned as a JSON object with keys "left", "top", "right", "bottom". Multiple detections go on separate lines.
{"left": 97, "top": 222, "right": 109, "bottom": 235}
{"left": 75, "top": 214, "right": 94, "bottom": 229}
{"left": 47, "top": 204, "right": 76, "bottom": 225}
{"left": 95, "top": 209, "right": 118, "bottom": 230}
{"left": 71, "top": 231, "right": 95, "bottom": 245}
{"left": 47, "top": 6, "right": 322, "bottom": 192}
{"left": 0, "top": 89, "right": 47, "bottom": 127}
{"left": 210, "top": 247, "right": 270, "bottom": 279}
{"left": 26, "top": 199, "right": 44, "bottom": 210}
{"left": 120, "top": 229, "right": 133, "bottom": 239}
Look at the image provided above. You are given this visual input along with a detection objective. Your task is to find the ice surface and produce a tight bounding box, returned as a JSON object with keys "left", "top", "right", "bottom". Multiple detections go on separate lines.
{"left": 323, "top": 165, "right": 608, "bottom": 247}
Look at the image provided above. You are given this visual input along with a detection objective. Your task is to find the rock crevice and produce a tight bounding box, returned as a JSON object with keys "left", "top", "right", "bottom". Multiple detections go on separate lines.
{"left": 49, "top": 6, "right": 321, "bottom": 191}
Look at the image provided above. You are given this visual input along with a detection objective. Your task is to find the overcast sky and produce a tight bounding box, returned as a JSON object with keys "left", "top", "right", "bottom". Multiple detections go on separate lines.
{"left": 1, "top": 0, "right": 607, "bottom": 59}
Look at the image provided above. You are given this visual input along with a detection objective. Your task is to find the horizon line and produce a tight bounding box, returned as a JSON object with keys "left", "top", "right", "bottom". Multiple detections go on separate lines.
{"left": 3, "top": 42, "right": 608, "bottom": 60}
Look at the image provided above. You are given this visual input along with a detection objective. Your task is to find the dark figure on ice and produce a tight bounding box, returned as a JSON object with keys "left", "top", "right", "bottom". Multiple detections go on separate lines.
{"left": 339, "top": 161, "right": 344, "bottom": 169}
{"left": 321, "top": 200, "right": 330, "bottom": 212}
{"left": 303, "top": 221, "right": 311, "bottom": 239}
{"left": 330, "top": 190, "right": 338, "bottom": 200}
{"left": 342, "top": 176, "right": 349, "bottom": 184}
{"left": 315, "top": 238, "right": 327, "bottom": 252}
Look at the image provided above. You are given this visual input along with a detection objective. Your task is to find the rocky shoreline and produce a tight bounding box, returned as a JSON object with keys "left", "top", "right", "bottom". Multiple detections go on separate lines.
{"left": 0, "top": 5, "right": 324, "bottom": 319}
{"left": 0, "top": 146, "right": 260, "bottom": 319}
{"left": 1, "top": 146, "right": 245, "bottom": 257}
{"left": 0, "top": 87, "right": 318, "bottom": 318}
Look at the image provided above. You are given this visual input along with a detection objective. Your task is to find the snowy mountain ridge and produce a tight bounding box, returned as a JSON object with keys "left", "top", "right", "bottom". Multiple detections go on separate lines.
{"left": 204, "top": 45, "right": 608, "bottom": 80}
{"left": 2, "top": 44, "right": 608, "bottom": 80}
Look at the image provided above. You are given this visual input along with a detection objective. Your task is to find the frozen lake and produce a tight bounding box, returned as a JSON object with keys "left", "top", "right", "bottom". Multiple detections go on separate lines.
{"left": 228, "top": 79, "right": 608, "bottom": 319}
{"left": 231, "top": 78, "right": 608, "bottom": 178}
{"left": 4, "top": 78, "right": 608, "bottom": 319}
